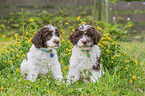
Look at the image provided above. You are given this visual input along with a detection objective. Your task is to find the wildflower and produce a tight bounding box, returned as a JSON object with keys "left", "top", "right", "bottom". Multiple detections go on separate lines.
{"left": 106, "top": 50, "right": 110, "bottom": 53}
{"left": 16, "top": 68, "right": 19, "bottom": 72}
{"left": 59, "top": 21, "right": 62, "bottom": 23}
{"left": 124, "top": 52, "right": 127, "bottom": 55}
{"left": 97, "top": 26, "right": 102, "bottom": 31}
{"left": 46, "top": 82, "right": 49, "bottom": 85}
{"left": 107, "top": 37, "right": 112, "bottom": 41}
{"left": 65, "top": 22, "right": 69, "bottom": 25}
{"left": 124, "top": 60, "right": 127, "bottom": 63}
{"left": 125, "top": 67, "right": 128, "bottom": 71}
{"left": 135, "top": 61, "right": 138, "bottom": 65}
{"left": 2, "top": 35, "right": 6, "bottom": 38}
{"left": 129, "top": 79, "right": 133, "bottom": 83}
{"left": 72, "top": 29, "right": 75, "bottom": 32}
{"left": 47, "top": 90, "right": 50, "bottom": 93}
{"left": 30, "top": 18, "right": 34, "bottom": 22}
{"left": 132, "top": 75, "right": 137, "bottom": 80}
{"left": 77, "top": 16, "right": 81, "bottom": 20}
{"left": 111, "top": 61, "right": 113, "bottom": 63}
{"left": 111, "top": 57, "right": 114, "bottom": 59}
{"left": 14, "top": 33, "right": 18, "bottom": 37}
{"left": 127, "top": 46, "right": 130, "bottom": 49}
{"left": 117, "top": 55, "right": 120, "bottom": 57}
{"left": 103, "top": 33, "right": 109, "bottom": 36}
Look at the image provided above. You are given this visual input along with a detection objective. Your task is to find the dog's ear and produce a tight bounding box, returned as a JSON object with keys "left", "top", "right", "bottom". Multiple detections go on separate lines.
{"left": 69, "top": 28, "right": 79, "bottom": 45}
{"left": 31, "top": 28, "right": 44, "bottom": 48}
{"left": 88, "top": 27, "right": 102, "bottom": 45}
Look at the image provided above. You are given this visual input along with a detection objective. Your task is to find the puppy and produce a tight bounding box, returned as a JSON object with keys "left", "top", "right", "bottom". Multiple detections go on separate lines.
{"left": 67, "top": 23, "right": 103, "bottom": 83}
{"left": 21, "top": 25, "right": 63, "bottom": 82}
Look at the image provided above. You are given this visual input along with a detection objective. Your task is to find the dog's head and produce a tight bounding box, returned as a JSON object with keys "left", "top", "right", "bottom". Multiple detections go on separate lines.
{"left": 31, "top": 25, "right": 61, "bottom": 48}
{"left": 69, "top": 23, "right": 101, "bottom": 49}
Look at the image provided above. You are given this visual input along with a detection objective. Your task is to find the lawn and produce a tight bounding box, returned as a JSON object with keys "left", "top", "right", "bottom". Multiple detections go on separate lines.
{"left": 0, "top": 36, "right": 144, "bottom": 95}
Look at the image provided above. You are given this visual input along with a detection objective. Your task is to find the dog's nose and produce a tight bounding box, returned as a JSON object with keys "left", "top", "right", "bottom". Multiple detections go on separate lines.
{"left": 82, "top": 41, "right": 87, "bottom": 44}
{"left": 54, "top": 40, "right": 60, "bottom": 44}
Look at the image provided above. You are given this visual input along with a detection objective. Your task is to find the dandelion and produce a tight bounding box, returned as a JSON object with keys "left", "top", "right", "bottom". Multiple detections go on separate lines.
{"left": 124, "top": 52, "right": 127, "bottom": 55}
{"left": 30, "top": 18, "right": 34, "bottom": 22}
{"left": 129, "top": 79, "right": 133, "bottom": 83}
{"left": 111, "top": 61, "right": 113, "bottom": 63}
{"left": 132, "top": 75, "right": 137, "bottom": 80}
{"left": 127, "top": 46, "right": 130, "bottom": 49}
{"left": 77, "top": 16, "right": 81, "bottom": 20}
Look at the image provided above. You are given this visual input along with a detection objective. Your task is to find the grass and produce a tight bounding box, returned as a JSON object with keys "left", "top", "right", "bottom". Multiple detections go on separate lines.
{"left": 0, "top": 37, "right": 144, "bottom": 95}
{"left": 0, "top": 38, "right": 12, "bottom": 49}
{"left": 120, "top": 42, "right": 145, "bottom": 65}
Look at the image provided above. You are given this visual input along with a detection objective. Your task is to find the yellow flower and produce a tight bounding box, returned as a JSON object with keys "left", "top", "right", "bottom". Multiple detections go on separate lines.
{"left": 132, "top": 75, "right": 137, "bottom": 80}
{"left": 65, "top": 22, "right": 69, "bottom": 25}
{"left": 14, "top": 33, "right": 18, "bottom": 37}
{"left": 77, "top": 16, "right": 81, "bottom": 20}
{"left": 46, "top": 82, "right": 49, "bottom": 85}
{"left": 97, "top": 26, "right": 102, "bottom": 30}
{"left": 59, "top": 21, "right": 62, "bottom": 23}
{"left": 106, "top": 50, "right": 110, "bottom": 53}
{"left": 2, "top": 35, "right": 6, "bottom": 38}
{"left": 127, "top": 46, "right": 130, "bottom": 49}
{"left": 47, "top": 90, "right": 50, "bottom": 93}
{"left": 72, "top": 29, "right": 75, "bottom": 32}
{"left": 8, "top": 60, "right": 12, "bottom": 63}
{"left": 125, "top": 67, "right": 128, "bottom": 71}
{"left": 16, "top": 68, "right": 19, "bottom": 72}
{"left": 117, "top": 55, "right": 120, "bottom": 57}
{"left": 111, "top": 57, "right": 114, "bottom": 59}
{"left": 129, "top": 79, "right": 133, "bottom": 83}
{"left": 111, "top": 61, "right": 113, "bottom": 63}
{"left": 30, "top": 18, "right": 34, "bottom": 22}
{"left": 124, "top": 60, "right": 127, "bottom": 63}
{"left": 124, "top": 52, "right": 127, "bottom": 55}
{"left": 135, "top": 61, "right": 138, "bottom": 65}
{"left": 103, "top": 33, "right": 109, "bottom": 36}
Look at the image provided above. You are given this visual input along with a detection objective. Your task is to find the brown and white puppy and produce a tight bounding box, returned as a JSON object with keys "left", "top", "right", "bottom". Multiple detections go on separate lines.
{"left": 67, "top": 23, "right": 103, "bottom": 83}
{"left": 21, "top": 25, "right": 63, "bottom": 82}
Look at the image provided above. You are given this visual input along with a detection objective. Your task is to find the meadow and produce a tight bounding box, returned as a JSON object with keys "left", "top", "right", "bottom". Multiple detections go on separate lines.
{"left": 0, "top": 16, "right": 145, "bottom": 95}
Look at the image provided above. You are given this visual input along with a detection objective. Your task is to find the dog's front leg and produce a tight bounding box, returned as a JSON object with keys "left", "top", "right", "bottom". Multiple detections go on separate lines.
{"left": 27, "top": 71, "right": 38, "bottom": 82}
{"left": 67, "top": 65, "right": 80, "bottom": 83}
{"left": 50, "top": 62, "right": 63, "bottom": 81}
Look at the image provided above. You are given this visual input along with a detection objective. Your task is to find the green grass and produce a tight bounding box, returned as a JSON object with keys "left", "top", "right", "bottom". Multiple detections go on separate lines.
{"left": 0, "top": 39, "right": 144, "bottom": 95}
{"left": 120, "top": 42, "right": 145, "bottom": 64}
{"left": 0, "top": 38, "right": 12, "bottom": 49}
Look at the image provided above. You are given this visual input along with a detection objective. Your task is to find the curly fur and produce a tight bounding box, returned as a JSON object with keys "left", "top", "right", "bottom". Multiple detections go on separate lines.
{"left": 21, "top": 25, "right": 63, "bottom": 82}
{"left": 67, "top": 23, "right": 103, "bottom": 83}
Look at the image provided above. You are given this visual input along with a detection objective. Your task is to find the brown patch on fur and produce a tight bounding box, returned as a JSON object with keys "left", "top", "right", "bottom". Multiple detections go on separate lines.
{"left": 69, "top": 27, "right": 101, "bottom": 45}
{"left": 69, "top": 27, "right": 84, "bottom": 45}
{"left": 92, "top": 57, "right": 101, "bottom": 71}
{"left": 31, "top": 27, "right": 60, "bottom": 48}
{"left": 85, "top": 27, "right": 102, "bottom": 45}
